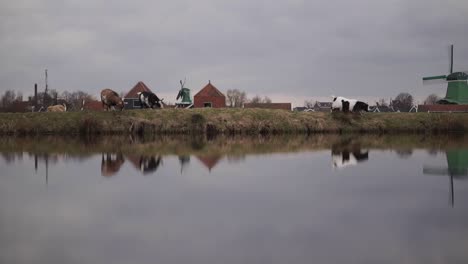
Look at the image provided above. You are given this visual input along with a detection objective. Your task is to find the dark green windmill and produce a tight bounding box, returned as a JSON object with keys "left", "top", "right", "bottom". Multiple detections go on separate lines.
{"left": 423, "top": 45, "right": 468, "bottom": 104}
{"left": 175, "top": 78, "right": 193, "bottom": 108}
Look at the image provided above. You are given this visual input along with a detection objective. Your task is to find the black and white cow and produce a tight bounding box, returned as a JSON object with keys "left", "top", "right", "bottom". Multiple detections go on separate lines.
{"left": 138, "top": 91, "right": 164, "bottom": 109}
{"left": 331, "top": 96, "right": 370, "bottom": 113}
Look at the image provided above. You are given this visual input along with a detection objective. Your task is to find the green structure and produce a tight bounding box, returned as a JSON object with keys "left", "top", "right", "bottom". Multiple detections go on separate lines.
{"left": 176, "top": 79, "right": 193, "bottom": 108}
{"left": 423, "top": 45, "right": 468, "bottom": 104}
{"left": 423, "top": 149, "right": 468, "bottom": 206}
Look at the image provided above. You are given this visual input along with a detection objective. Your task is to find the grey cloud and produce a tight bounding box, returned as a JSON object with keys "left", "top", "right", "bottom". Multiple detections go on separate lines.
{"left": 1, "top": 0, "right": 467, "bottom": 104}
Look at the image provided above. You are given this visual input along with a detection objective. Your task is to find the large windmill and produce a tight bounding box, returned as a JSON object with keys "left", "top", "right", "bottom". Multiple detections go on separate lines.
{"left": 423, "top": 45, "right": 468, "bottom": 104}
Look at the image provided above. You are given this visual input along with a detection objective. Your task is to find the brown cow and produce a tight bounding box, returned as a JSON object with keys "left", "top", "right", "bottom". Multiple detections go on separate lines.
{"left": 47, "top": 103, "right": 67, "bottom": 112}
{"left": 101, "top": 89, "right": 124, "bottom": 111}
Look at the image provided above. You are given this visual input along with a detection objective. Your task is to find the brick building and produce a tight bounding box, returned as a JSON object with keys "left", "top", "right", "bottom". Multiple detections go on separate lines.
{"left": 244, "top": 103, "right": 291, "bottom": 111}
{"left": 124, "top": 81, "right": 153, "bottom": 109}
{"left": 194, "top": 81, "right": 226, "bottom": 108}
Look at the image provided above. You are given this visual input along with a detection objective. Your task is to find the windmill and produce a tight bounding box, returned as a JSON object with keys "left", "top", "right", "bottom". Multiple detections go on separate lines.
{"left": 175, "top": 78, "right": 193, "bottom": 108}
{"left": 423, "top": 45, "right": 468, "bottom": 104}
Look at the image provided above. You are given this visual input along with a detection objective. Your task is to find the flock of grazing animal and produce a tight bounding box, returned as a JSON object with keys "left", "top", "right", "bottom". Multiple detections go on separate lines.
{"left": 46, "top": 88, "right": 164, "bottom": 112}
{"left": 46, "top": 89, "right": 369, "bottom": 114}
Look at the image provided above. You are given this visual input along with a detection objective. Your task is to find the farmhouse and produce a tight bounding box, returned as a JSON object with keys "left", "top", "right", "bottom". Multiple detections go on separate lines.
{"left": 194, "top": 81, "right": 226, "bottom": 108}
{"left": 124, "top": 81, "right": 153, "bottom": 110}
{"left": 313, "top": 102, "right": 332, "bottom": 112}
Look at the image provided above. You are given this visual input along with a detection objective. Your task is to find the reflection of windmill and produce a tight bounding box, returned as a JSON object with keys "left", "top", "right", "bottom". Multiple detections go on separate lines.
{"left": 422, "top": 44, "right": 468, "bottom": 104}
{"left": 34, "top": 153, "right": 49, "bottom": 184}
{"left": 178, "top": 155, "right": 190, "bottom": 174}
{"left": 423, "top": 150, "right": 468, "bottom": 207}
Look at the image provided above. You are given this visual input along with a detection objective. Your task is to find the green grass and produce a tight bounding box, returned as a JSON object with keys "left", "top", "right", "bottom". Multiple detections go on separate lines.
{"left": 1, "top": 109, "right": 468, "bottom": 135}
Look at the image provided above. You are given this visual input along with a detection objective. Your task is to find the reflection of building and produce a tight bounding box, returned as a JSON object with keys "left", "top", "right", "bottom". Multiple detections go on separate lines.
{"left": 101, "top": 153, "right": 125, "bottom": 177}
{"left": 197, "top": 155, "right": 222, "bottom": 172}
{"left": 127, "top": 155, "right": 162, "bottom": 175}
{"left": 423, "top": 149, "right": 468, "bottom": 207}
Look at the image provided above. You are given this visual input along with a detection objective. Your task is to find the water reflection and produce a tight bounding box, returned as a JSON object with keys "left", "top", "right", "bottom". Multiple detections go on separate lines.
{"left": 179, "top": 155, "right": 190, "bottom": 174}
{"left": 3, "top": 134, "right": 468, "bottom": 177}
{"left": 423, "top": 149, "right": 468, "bottom": 207}
{"left": 101, "top": 153, "right": 125, "bottom": 177}
{"left": 127, "top": 155, "right": 163, "bottom": 175}
{"left": 331, "top": 138, "right": 369, "bottom": 169}
{"left": 4, "top": 135, "right": 468, "bottom": 263}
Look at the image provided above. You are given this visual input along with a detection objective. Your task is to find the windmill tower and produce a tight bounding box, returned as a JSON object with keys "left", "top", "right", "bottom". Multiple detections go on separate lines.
{"left": 423, "top": 45, "right": 468, "bottom": 104}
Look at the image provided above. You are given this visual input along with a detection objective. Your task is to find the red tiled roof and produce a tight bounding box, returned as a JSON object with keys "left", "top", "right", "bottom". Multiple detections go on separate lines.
{"left": 194, "top": 82, "right": 225, "bottom": 98}
{"left": 125, "top": 81, "right": 152, "bottom": 98}
{"left": 197, "top": 155, "right": 222, "bottom": 171}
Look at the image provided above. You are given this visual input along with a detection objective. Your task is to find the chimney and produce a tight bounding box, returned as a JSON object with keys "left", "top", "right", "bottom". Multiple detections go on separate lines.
{"left": 34, "top": 83, "right": 37, "bottom": 108}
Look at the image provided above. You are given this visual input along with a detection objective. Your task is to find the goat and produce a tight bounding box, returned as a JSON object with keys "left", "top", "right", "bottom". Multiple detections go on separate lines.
{"left": 47, "top": 103, "right": 67, "bottom": 112}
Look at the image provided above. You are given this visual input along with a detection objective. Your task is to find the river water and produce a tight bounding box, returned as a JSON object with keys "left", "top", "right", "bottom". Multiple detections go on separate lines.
{"left": 1, "top": 135, "right": 468, "bottom": 263}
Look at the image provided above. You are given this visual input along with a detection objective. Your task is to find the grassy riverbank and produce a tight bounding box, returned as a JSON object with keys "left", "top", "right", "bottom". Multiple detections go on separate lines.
{"left": 1, "top": 108, "right": 468, "bottom": 135}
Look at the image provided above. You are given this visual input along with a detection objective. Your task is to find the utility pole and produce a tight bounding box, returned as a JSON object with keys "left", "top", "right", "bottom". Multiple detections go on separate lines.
{"left": 44, "top": 69, "right": 48, "bottom": 106}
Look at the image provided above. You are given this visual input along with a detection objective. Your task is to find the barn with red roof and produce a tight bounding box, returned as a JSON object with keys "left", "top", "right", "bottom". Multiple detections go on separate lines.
{"left": 124, "top": 81, "right": 153, "bottom": 109}
{"left": 194, "top": 81, "right": 226, "bottom": 108}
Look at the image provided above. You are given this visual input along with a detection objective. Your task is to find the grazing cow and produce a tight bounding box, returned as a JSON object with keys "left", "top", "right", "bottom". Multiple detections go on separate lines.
{"left": 138, "top": 91, "right": 164, "bottom": 109}
{"left": 101, "top": 89, "right": 124, "bottom": 111}
{"left": 331, "top": 96, "right": 370, "bottom": 113}
{"left": 47, "top": 103, "right": 67, "bottom": 112}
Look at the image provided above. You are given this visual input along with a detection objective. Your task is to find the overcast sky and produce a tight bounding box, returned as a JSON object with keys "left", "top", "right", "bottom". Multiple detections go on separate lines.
{"left": 1, "top": 0, "right": 468, "bottom": 106}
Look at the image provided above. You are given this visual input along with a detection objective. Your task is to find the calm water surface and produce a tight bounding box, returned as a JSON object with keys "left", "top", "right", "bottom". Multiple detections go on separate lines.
{"left": 1, "top": 135, "right": 468, "bottom": 264}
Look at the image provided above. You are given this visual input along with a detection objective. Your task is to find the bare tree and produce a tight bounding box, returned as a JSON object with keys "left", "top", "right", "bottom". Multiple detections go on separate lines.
{"left": 238, "top": 91, "right": 247, "bottom": 107}
{"left": 424, "top": 94, "right": 440, "bottom": 105}
{"left": 304, "top": 100, "right": 314, "bottom": 108}
{"left": 226, "top": 89, "right": 247, "bottom": 107}
{"left": 249, "top": 95, "right": 273, "bottom": 104}
{"left": 250, "top": 95, "right": 262, "bottom": 104}
{"left": 0, "top": 90, "right": 16, "bottom": 108}
{"left": 60, "top": 90, "right": 94, "bottom": 111}
{"left": 377, "top": 98, "right": 388, "bottom": 106}
{"left": 0, "top": 90, "right": 27, "bottom": 112}
{"left": 394, "top": 92, "right": 413, "bottom": 112}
